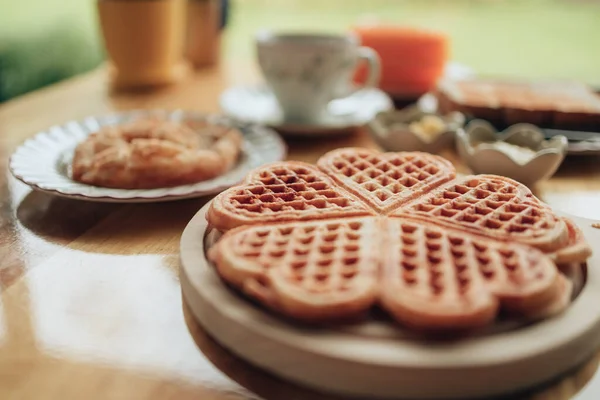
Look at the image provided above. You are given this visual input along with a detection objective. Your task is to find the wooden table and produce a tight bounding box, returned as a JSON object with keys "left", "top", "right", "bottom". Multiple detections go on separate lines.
{"left": 1, "top": 62, "right": 600, "bottom": 400}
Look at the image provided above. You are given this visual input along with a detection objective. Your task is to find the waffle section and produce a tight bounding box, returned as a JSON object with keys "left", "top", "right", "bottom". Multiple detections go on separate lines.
{"left": 393, "top": 175, "right": 574, "bottom": 257}
{"left": 317, "top": 148, "right": 456, "bottom": 214}
{"left": 207, "top": 162, "right": 375, "bottom": 231}
{"left": 209, "top": 216, "right": 572, "bottom": 331}
{"left": 208, "top": 150, "right": 591, "bottom": 262}
{"left": 208, "top": 217, "right": 380, "bottom": 321}
{"left": 380, "top": 219, "right": 571, "bottom": 331}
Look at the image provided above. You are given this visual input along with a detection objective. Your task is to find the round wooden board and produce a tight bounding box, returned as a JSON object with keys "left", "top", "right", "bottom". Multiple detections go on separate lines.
{"left": 180, "top": 202, "right": 600, "bottom": 400}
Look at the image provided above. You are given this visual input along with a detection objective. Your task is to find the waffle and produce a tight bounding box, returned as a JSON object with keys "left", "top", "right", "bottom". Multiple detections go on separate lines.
{"left": 552, "top": 218, "right": 593, "bottom": 264}
{"left": 380, "top": 219, "right": 570, "bottom": 330}
{"left": 209, "top": 217, "right": 570, "bottom": 330}
{"left": 206, "top": 148, "right": 591, "bottom": 331}
{"left": 318, "top": 148, "right": 456, "bottom": 214}
{"left": 207, "top": 162, "right": 375, "bottom": 231}
{"left": 208, "top": 218, "right": 380, "bottom": 321}
{"left": 392, "top": 175, "right": 571, "bottom": 255}
{"left": 72, "top": 117, "right": 242, "bottom": 189}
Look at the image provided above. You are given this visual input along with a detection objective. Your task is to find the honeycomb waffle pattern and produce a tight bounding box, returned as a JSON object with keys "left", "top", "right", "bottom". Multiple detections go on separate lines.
{"left": 380, "top": 219, "right": 562, "bottom": 329}
{"left": 210, "top": 218, "right": 380, "bottom": 320}
{"left": 211, "top": 217, "right": 568, "bottom": 329}
{"left": 318, "top": 148, "right": 455, "bottom": 214}
{"left": 393, "top": 175, "right": 568, "bottom": 252}
{"left": 206, "top": 149, "right": 591, "bottom": 331}
{"left": 208, "top": 162, "right": 374, "bottom": 231}
{"left": 233, "top": 165, "right": 358, "bottom": 214}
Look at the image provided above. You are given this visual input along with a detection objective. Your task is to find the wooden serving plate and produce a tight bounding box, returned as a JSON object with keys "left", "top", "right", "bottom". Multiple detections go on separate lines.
{"left": 180, "top": 201, "right": 600, "bottom": 399}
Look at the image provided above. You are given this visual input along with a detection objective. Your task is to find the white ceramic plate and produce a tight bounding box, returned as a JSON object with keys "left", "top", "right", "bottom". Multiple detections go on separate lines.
{"left": 9, "top": 110, "right": 287, "bottom": 203}
{"left": 220, "top": 85, "right": 394, "bottom": 136}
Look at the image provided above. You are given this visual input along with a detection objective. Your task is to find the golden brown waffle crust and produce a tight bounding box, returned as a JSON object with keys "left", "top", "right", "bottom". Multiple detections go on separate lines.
{"left": 205, "top": 148, "right": 593, "bottom": 331}
{"left": 207, "top": 149, "right": 590, "bottom": 263}
{"left": 392, "top": 174, "right": 569, "bottom": 254}
{"left": 552, "top": 219, "right": 593, "bottom": 264}
{"left": 209, "top": 217, "right": 381, "bottom": 321}
{"left": 317, "top": 147, "right": 456, "bottom": 214}
{"left": 209, "top": 216, "right": 573, "bottom": 330}
{"left": 207, "top": 161, "right": 376, "bottom": 231}
{"left": 207, "top": 150, "right": 457, "bottom": 230}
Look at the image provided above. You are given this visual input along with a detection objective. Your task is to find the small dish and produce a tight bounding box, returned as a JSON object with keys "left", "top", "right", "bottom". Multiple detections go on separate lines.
{"left": 366, "top": 105, "right": 465, "bottom": 153}
{"left": 456, "top": 120, "right": 568, "bottom": 186}
{"left": 9, "top": 110, "right": 286, "bottom": 203}
{"left": 220, "top": 84, "right": 394, "bottom": 136}
{"left": 418, "top": 91, "right": 600, "bottom": 156}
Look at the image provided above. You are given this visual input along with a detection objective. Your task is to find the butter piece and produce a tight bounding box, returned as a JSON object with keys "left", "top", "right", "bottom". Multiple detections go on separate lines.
{"left": 409, "top": 115, "right": 446, "bottom": 143}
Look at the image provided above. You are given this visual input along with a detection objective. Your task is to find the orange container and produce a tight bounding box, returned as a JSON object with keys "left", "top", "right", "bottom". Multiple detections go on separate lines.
{"left": 97, "top": 0, "right": 189, "bottom": 89}
{"left": 352, "top": 25, "right": 449, "bottom": 97}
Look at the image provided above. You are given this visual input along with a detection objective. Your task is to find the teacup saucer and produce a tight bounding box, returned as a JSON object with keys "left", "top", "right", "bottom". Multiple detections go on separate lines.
{"left": 220, "top": 85, "right": 394, "bottom": 136}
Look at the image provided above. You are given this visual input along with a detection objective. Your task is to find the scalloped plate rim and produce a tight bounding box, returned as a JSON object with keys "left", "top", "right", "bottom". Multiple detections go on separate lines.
{"left": 8, "top": 110, "right": 287, "bottom": 203}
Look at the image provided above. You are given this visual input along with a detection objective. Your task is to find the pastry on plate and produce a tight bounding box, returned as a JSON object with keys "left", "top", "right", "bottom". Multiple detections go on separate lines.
{"left": 435, "top": 78, "right": 600, "bottom": 131}
{"left": 72, "top": 117, "right": 243, "bottom": 189}
{"left": 206, "top": 148, "right": 591, "bottom": 331}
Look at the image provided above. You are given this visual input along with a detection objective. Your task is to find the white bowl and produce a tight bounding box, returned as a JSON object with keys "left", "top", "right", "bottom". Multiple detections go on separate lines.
{"left": 367, "top": 105, "right": 465, "bottom": 153}
{"left": 456, "top": 120, "right": 568, "bottom": 186}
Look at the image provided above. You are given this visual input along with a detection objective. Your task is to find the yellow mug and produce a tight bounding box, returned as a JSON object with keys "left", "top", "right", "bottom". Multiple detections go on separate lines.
{"left": 97, "top": 0, "right": 189, "bottom": 89}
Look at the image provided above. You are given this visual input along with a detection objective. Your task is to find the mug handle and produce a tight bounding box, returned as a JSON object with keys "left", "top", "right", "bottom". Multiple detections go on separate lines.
{"left": 353, "top": 46, "right": 381, "bottom": 92}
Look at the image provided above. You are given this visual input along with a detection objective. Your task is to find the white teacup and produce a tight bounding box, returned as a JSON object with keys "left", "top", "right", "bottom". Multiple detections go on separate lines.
{"left": 256, "top": 31, "right": 381, "bottom": 124}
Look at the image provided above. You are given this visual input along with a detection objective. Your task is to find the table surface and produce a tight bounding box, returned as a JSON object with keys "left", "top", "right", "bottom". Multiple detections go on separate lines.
{"left": 1, "top": 62, "right": 600, "bottom": 400}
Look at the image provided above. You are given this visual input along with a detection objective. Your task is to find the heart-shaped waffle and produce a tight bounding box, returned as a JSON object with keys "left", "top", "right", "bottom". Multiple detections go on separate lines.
{"left": 380, "top": 219, "right": 571, "bottom": 330}
{"left": 208, "top": 162, "right": 375, "bottom": 231}
{"left": 209, "top": 218, "right": 380, "bottom": 320}
{"left": 392, "top": 175, "right": 570, "bottom": 255}
{"left": 206, "top": 148, "right": 591, "bottom": 331}
{"left": 209, "top": 217, "right": 571, "bottom": 330}
{"left": 318, "top": 148, "right": 456, "bottom": 214}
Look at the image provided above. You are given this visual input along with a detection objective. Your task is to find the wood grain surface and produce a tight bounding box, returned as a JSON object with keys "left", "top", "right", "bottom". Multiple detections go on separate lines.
{"left": 1, "top": 62, "right": 600, "bottom": 400}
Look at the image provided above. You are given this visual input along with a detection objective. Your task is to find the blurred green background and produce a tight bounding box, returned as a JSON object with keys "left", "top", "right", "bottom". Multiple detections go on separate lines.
{"left": 1, "top": 0, "right": 599, "bottom": 102}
